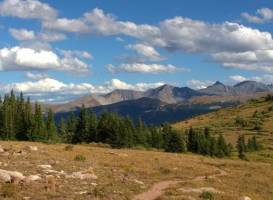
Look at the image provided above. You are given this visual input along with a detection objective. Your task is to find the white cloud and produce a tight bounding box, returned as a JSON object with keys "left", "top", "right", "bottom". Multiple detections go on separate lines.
{"left": 0, "top": 0, "right": 57, "bottom": 20}
{"left": 107, "top": 63, "right": 189, "bottom": 74}
{"left": 186, "top": 80, "right": 214, "bottom": 90}
{"left": 25, "top": 72, "right": 49, "bottom": 80}
{"left": 42, "top": 17, "right": 89, "bottom": 33}
{"left": 126, "top": 43, "right": 165, "bottom": 62}
{"left": 59, "top": 49, "right": 93, "bottom": 59}
{"left": 9, "top": 28, "right": 66, "bottom": 42}
{"left": 0, "top": 46, "right": 89, "bottom": 73}
{"left": 229, "top": 75, "right": 247, "bottom": 83}
{"left": 0, "top": 78, "right": 165, "bottom": 103}
{"left": 212, "top": 50, "right": 273, "bottom": 73}
{"left": 229, "top": 74, "right": 273, "bottom": 84}
{"left": 242, "top": 8, "right": 273, "bottom": 24}
{"left": 9, "top": 28, "right": 35, "bottom": 41}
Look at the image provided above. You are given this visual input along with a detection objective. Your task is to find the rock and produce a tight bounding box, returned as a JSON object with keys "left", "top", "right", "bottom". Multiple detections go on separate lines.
{"left": 0, "top": 147, "right": 5, "bottom": 153}
{"left": 13, "top": 150, "right": 27, "bottom": 156}
{"left": 44, "top": 169, "right": 66, "bottom": 175}
{"left": 239, "top": 197, "right": 252, "bottom": 200}
{"left": 134, "top": 179, "right": 144, "bottom": 185}
{"left": 26, "top": 175, "right": 42, "bottom": 182}
{"left": 23, "top": 197, "right": 31, "bottom": 200}
{"left": 0, "top": 170, "right": 11, "bottom": 182}
{"left": 48, "top": 159, "right": 59, "bottom": 166}
{"left": 38, "top": 164, "right": 52, "bottom": 169}
{"left": 0, "top": 169, "right": 25, "bottom": 182}
{"left": 67, "top": 171, "right": 98, "bottom": 180}
{"left": 26, "top": 146, "right": 38, "bottom": 151}
{"left": 66, "top": 168, "right": 97, "bottom": 180}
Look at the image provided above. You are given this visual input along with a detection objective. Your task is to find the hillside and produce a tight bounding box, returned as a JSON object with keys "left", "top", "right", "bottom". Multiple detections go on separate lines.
{"left": 173, "top": 94, "right": 273, "bottom": 163}
{"left": 0, "top": 141, "right": 272, "bottom": 200}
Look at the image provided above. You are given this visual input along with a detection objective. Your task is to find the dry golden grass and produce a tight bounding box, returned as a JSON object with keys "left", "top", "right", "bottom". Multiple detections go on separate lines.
{"left": 0, "top": 141, "right": 272, "bottom": 199}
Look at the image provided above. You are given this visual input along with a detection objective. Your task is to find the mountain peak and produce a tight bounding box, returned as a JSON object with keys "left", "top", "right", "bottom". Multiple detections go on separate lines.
{"left": 214, "top": 81, "right": 225, "bottom": 86}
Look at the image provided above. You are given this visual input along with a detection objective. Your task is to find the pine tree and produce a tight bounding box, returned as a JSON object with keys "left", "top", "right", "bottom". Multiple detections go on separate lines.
{"left": 46, "top": 109, "right": 58, "bottom": 142}
{"left": 89, "top": 111, "right": 97, "bottom": 142}
{"left": 74, "top": 105, "right": 90, "bottom": 143}
{"left": 59, "top": 117, "right": 67, "bottom": 142}
{"left": 237, "top": 135, "right": 247, "bottom": 160}
{"left": 31, "top": 103, "right": 46, "bottom": 141}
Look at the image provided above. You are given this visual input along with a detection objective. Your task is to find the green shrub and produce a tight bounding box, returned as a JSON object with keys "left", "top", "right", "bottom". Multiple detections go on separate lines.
{"left": 200, "top": 191, "right": 214, "bottom": 200}
{"left": 74, "top": 154, "right": 86, "bottom": 161}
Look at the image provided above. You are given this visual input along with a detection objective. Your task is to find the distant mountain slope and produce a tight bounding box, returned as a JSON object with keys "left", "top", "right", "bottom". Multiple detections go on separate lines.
{"left": 55, "top": 97, "right": 237, "bottom": 125}
{"left": 50, "top": 80, "right": 273, "bottom": 114}
{"left": 200, "top": 81, "right": 237, "bottom": 95}
{"left": 234, "top": 81, "right": 271, "bottom": 94}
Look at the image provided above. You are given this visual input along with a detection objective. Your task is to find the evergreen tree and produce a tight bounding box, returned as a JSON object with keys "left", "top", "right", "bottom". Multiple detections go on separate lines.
{"left": 237, "top": 135, "right": 247, "bottom": 160}
{"left": 46, "top": 109, "right": 58, "bottom": 142}
{"left": 73, "top": 105, "right": 90, "bottom": 143}
{"left": 31, "top": 103, "right": 46, "bottom": 141}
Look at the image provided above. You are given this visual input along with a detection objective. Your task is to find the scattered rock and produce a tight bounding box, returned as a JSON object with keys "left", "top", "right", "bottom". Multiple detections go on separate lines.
{"left": 0, "top": 147, "right": 5, "bottom": 153}
{"left": 25, "top": 146, "right": 38, "bottom": 151}
{"left": 134, "top": 179, "right": 144, "bottom": 185}
{"left": 66, "top": 168, "right": 97, "bottom": 180}
{"left": 44, "top": 169, "right": 66, "bottom": 175}
{"left": 0, "top": 169, "right": 25, "bottom": 182}
{"left": 239, "top": 197, "right": 252, "bottom": 200}
{"left": 38, "top": 164, "right": 52, "bottom": 169}
{"left": 25, "top": 175, "right": 42, "bottom": 182}
{"left": 13, "top": 150, "right": 27, "bottom": 156}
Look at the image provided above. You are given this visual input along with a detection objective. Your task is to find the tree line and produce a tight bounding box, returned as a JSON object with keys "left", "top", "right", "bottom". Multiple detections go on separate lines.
{"left": 0, "top": 91, "right": 261, "bottom": 159}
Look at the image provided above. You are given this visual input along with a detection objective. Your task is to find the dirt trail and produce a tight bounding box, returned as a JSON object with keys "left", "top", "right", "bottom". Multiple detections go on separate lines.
{"left": 133, "top": 168, "right": 227, "bottom": 200}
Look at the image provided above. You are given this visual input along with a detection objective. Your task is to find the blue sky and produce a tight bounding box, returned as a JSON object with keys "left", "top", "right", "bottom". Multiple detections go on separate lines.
{"left": 1, "top": 0, "right": 273, "bottom": 103}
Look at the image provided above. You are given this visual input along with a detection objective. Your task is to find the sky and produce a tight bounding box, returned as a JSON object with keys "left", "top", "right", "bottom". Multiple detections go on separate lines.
{"left": 1, "top": 0, "right": 273, "bottom": 103}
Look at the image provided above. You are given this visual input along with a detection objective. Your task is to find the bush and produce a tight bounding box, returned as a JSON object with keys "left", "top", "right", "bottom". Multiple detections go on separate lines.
{"left": 74, "top": 154, "right": 86, "bottom": 161}
{"left": 200, "top": 191, "right": 214, "bottom": 200}
{"left": 64, "top": 144, "right": 74, "bottom": 151}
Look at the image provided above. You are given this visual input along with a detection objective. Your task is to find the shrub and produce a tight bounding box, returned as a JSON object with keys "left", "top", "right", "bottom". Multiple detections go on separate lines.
{"left": 64, "top": 145, "right": 74, "bottom": 151}
{"left": 74, "top": 154, "right": 86, "bottom": 161}
{"left": 200, "top": 191, "right": 214, "bottom": 200}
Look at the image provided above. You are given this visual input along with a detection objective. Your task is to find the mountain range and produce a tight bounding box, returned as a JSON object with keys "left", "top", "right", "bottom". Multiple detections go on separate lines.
{"left": 52, "top": 80, "right": 273, "bottom": 124}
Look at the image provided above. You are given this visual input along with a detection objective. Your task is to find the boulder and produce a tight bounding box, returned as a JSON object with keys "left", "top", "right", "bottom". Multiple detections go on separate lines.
{"left": 25, "top": 175, "right": 42, "bottom": 182}
{"left": 25, "top": 146, "right": 38, "bottom": 151}
{"left": 38, "top": 164, "right": 52, "bottom": 169}
{"left": 239, "top": 197, "right": 252, "bottom": 200}
{"left": 0, "top": 169, "right": 25, "bottom": 182}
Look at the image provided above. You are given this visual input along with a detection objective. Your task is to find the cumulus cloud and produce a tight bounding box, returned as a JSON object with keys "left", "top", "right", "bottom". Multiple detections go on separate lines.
{"left": 25, "top": 72, "right": 49, "bottom": 80}
{"left": 58, "top": 49, "right": 93, "bottom": 59}
{"left": 211, "top": 50, "right": 273, "bottom": 73}
{"left": 42, "top": 17, "right": 89, "bottom": 33}
{"left": 242, "top": 8, "right": 273, "bottom": 24}
{"left": 186, "top": 80, "right": 214, "bottom": 90}
{"left": 126, "top": 43, "right": 165, "bottom": 62}
{"left": 229, "top": 75, "right": 247, "bottom": 83}
{"left": 9, "top": 28, "right": 66, "bottom": 42}
{"left": 0, "top": 78, "right": 164, "bottom": 103}
{"left": 229, "top": 74, "right": 273, "bottom": 84}
{"left": 0, "top": 46, "right": 89, "bottom": 73}
{"left": 0, "top": 0, "right": 57, "bottom": 20}
{"left": 107, "top": 63, "right": 189, "bottom": 74}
